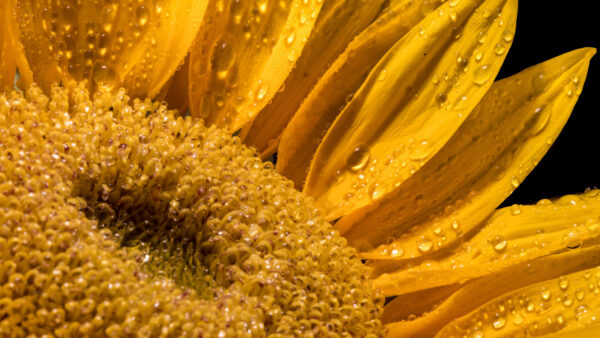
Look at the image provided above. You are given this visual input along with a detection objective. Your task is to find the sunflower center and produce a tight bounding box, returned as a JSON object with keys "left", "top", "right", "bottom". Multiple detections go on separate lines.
{"left": 0, "top": 84, "right": 384, "bottom": 336}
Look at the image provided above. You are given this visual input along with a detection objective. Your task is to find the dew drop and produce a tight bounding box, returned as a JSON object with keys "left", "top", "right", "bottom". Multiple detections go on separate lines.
{"left": 417, "top": 237, "right": 433, "bottom": 253}
{"left": 92, "top": 63, "right": 116, "bottom": 85}
{"left": 436, "top": 92, "right": 447, "bottom": 104}
{"left": 530, "top": 104, "right": 552, "bottom": 135}
{"left": 409, "top": 140, "right": 433, "bottom": 161}
{"left": 477, "top": 32, "right": 487, "bottom": 44}
{"left": 211, "top": 39, "right": 235, "bottom": 75}
{"left": 256, "top": 83, "right": 269, "bottom": 101}
{"left": 449, "top": 11, "right": 457, "bottom": 22}
{"left": 502, "top": 30, "right": 514, "bottom": 42}
{"left": 390, "top": 247, "right": 404, "bottom": 257}
{"left": 531, "top": 71, "right": 553, "bottom": 94}
{"left": 559, "top": 277, "right": 569, "bottom": 290}
{"left": 510, "top": 176, "right": 520, "bottom": 188}
{"left": 136, "top": 5, "right": 150, "bottom": 26}
{"left": 472, "top": 64, "right": 492, "bottom": 85}
{"left": 541, "top": 289, "right": 551, "bottom": 301}
{"left": 494, "top": 43, "right": 506, "bottom": 55}
{"left": 510, "top": 204, "right": 521, "bottom": 215}
{"left": 576, "top": 288, "right": 585, "bottom": 301}
{"left": 369, "top": 182, "right": 386, "bottom": 201}
{"left": 492, "top": 316, "right": 506, "bottom": 329}
{"left": 490, "top": 235, "right": 507, "bottom": 252}
{"left": 347, "top": 145, "right": 370, "bottom": 172}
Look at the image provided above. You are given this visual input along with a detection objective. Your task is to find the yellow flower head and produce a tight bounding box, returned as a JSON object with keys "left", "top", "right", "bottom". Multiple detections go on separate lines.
{"left": 0, "top": 0, "right": 597, "bottom": 337}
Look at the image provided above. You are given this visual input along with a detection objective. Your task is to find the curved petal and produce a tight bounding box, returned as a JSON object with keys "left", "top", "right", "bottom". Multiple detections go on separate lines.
{"left": 0, "top": 0, "right": 16, "bottom": 89}
{"left": 303, "top": 0, "right": 517, "bottom": 222}
{"left": 277, "top": 0, "right": 430, "bottom": 187}
{"left": 386, "top": 243, "right": 600, "bottom": 337}
{"left": 12, "top": 0, "right": 207, "bottom": 97}
{"left": 188, "top": 0, "right": 323, "bottom": 132}
{"left": 337, "top": 47, "right": 595, "bottom": 255}
{"left": 239, "top": 0, "right": 386, "bottom": 158}
{"left": 374, "top": 190, "right": 600, "bottom": 296}
{"left": 541, "top": 324, "right": 600, "bottom": 338}
{"left": 436, "top": 262, "right": 600, "bottom": 337}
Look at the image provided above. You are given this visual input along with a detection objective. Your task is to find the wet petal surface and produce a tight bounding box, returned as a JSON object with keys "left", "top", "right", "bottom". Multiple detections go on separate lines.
{"left": 188, "top": 0, "right": 323, "bottom": 132}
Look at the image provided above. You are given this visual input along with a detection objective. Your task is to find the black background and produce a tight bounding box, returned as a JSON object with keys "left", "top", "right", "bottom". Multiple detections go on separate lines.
{"left": 500, "top": 2, "right": 600, "bottom": 206}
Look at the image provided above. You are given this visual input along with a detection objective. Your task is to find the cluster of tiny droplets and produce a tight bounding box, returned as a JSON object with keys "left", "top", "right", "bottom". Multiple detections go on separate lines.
{"left": 0, "top": 84, "right": 384, "bottom": 337}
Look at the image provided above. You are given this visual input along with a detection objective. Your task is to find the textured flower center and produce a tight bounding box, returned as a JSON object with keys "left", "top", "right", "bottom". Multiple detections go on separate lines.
{"left": 0, "top": 85, "right": 384, "bottom": 337}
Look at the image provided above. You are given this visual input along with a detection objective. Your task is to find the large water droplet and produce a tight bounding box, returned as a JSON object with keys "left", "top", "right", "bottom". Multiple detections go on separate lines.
{"left": 417, "top": 237, "right": 433, "bottom": 253}
{"left": 409, "top": 140, "right": 433, "bottom": 161}
{"left": 347, "top": 145, "right": 370, "bottom": 172}
{"left": 211, "top": 39, "right": 235, "bottom": 78}
{"left": 531, "top": 71, "right": 553, "bottom": 94}
{"left": 472, "top": 64, "right": 492, "bottom": 85}
{"left": 493, "top": 316, "right": 506, "bottom": 329}
{"left": 530, "top": 104, "right": 552, "bottom": 135}
{"left": 136, "top": 5, "right": 150, "bottom": 26}
{"left": 92, "top": 63, "right": 116, "bottom": 85}
{"left": 494, "top": 43, "right": 506, "bottom": 55}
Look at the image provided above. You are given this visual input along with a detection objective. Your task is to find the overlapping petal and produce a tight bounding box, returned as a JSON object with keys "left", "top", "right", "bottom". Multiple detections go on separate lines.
{"left": 239, "top": 0, "right": 386, "bottom": 158}
{"left": 302, "top": 0, "right": 517, "bottom": 224}
{"left": 0, "top": 1, "right": 16, "bottom": 89}
{"left": 12, "top": 0, "right": 207, "bottom": 97}
{"left": 387, "top": 242, "right": 600, "bottom": 336}
{"left": 188, "top": 0, "right": 323, "bottom": 132}
{"left": 337, "top": 47, "right": 594, "bottom": 256}
{"left": 375, "top": 189, "right": 600, "bottom": 296}
{"left": 277, "top": 0, "right": 431, "bottom": 186}
{"left": 436, "top": 262, "right": 600, "bottom": 336}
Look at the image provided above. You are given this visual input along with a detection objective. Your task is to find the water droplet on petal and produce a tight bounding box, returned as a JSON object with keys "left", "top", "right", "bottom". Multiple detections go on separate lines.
{"left": 472, "top": 64, "right": 492, "bottom": 85}
{"left": 531, "top": 71, "right": 553, "bottom": 94}
{"left": 409, "top": 140, "right": 433, "bottom": 161}
{"left": 347, "top": 145, "right": 370, "bottom": 172}
{"left": 494, "top": 43, "right": 506, "bottom": 55}
{"left": 417, "top": 237, "right": 433, "bottom": 253}
{"left": 531, "top": 104, "right": 552, "bottom": 135}
{"left": 492, "top": 316, "right": 506, "bottom": 329}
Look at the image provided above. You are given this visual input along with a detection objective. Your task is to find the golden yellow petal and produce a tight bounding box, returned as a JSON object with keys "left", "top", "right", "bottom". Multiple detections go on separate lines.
{"left": 374, "top": 190, "right": 600, "bottom": 296}
{"left": 386, "top": 244, "right": 600, "bottom": 337}
{"left": 381, "top": 283, "right": 462, "bottom": 325}
{"left": 0, "top": 0, "right": 16, "bottom": 89}
{"left": 303, "top": 0, "right": 517, "bottom": 223}
{"left": 277, "top": 0, "right": 430, "bottom": 187}
{"left": 188, "top": 0, "right": 323, "bottom": 132}
{"left": 540, "top": 323, "right": 600, "bottom": 338}
{"left": 239, "top": 0, "right": 386, "bottom": 158}
{"left": 338, "top": 47, "right": 595, "bottom": 255}
{"left": 12, "top": 0, "right": 207, "bottom": 97}
{"left": 436, "top": 261, "right": 600, "bottom": 337}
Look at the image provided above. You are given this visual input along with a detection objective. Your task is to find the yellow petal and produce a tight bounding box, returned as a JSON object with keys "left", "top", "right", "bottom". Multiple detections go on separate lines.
{"left": 12, "top": 0, "right": 207, "bottom": 97}
{"left": 188, "top": 0, "right": 323, "bottom": 132}
{"left": 374, "top": 190, "right": 600, "bottom": 296}
{"left": 239, "top": 0, "right": 387, "bottom": 158}
{"left": 436, "top": 261, "right": 600, "bottom": 337}
{"left": 338, "top": 47, "right": 595, "bottom": 255}
{"left": 277, "top": 0, "right": 431, "bottom": 187}
{"left": 386, "top": 243, "right": 600, "bottom": 337}
{"left": 0, "top": 0, "right": 16, "bottom": 89}
{"left": 303, "top": 0, "right": 517, "bottom": 223}
{"left": 541, "top": 324, "right": 600, "bottom": 338}
{"left": 381, "top": 283, "right": 462, "bottom": 325}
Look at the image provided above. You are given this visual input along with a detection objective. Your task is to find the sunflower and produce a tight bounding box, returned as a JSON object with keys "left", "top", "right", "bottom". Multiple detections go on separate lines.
{"left": 0, "top": 0, "right": 598, "bottom": 337}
